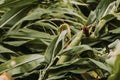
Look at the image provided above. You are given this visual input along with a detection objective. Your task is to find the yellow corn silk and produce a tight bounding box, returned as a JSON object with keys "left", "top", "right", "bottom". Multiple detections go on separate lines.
{"left": 0, "top": 72, "right": 14, "bottom": 80}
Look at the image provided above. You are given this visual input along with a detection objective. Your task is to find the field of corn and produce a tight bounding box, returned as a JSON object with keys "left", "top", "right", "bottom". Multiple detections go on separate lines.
{"left": 0, "top": 0, "right": 120, "bottom": 80}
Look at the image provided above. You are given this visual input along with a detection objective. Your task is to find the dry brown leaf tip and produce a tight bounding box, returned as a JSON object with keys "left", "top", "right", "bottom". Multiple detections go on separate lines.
{"left": 0, "top": 72, "right": 14, "bottom": 80}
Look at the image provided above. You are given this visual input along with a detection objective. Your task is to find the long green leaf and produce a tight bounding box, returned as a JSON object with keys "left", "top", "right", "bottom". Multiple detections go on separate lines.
{"left": 45, "top": 30, "right": 67, "bottom": 63}
{"left": 0, "top": 45, "right": 15, "bottom": 53}
{"left": 0, "top": 0, "right": 36, "bottom": 9}
{"left": 0, "top": 7, "right": 28, "bottom": 28}
{"left": 0, "top": 54, "right": 44, "bottom": 74}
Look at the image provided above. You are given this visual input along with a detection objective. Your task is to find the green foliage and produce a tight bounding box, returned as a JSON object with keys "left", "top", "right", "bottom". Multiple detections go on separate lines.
{"left": 0, "top": 0, "right": 120, "bottom": 80}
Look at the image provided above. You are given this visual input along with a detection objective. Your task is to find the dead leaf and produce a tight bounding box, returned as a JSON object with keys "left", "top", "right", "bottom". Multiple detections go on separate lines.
{"left": 0, "top": 72, "right": 14, "bottom": 80}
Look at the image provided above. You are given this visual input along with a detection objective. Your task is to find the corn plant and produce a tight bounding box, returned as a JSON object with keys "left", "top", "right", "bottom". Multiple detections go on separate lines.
{"left": 0, "top": 0, "right": 120, "bottom": 80}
